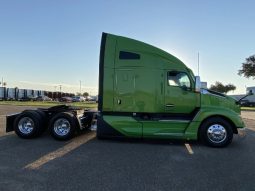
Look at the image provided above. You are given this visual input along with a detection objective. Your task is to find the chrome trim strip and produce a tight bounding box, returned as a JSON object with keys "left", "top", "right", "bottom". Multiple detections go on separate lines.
{"left": 158, "top": 120, "right": 190, "bottom": 123}
{"left": 165, "top": 104, "right": 174, "bottom": 107}
{"left": 154, "top": 132, "right": 184, "bottom": 136}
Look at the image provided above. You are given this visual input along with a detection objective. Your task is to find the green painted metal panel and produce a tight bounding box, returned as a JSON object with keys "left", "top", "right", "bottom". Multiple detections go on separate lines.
{"left": 142, "top": 120, "right": 189, "bottom": 139}
{"left": 184, "top": 121, "right": 201, "bottom": 140}
{"left": 114, "top": 69, "right": 135, "bottom": 112}
{"left": 102, "top": 68, "right": 114, "bottom": 111}
{"left": 103, "top": 116, "right": 142, "bottom": 138}
{"left": 114, "top": 68, "right": 164, "bottom": 113}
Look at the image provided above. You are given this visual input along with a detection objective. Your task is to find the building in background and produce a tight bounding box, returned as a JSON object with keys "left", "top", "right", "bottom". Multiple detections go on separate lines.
{"left": 201, "top": 82, "right": 208, "bottom": 89}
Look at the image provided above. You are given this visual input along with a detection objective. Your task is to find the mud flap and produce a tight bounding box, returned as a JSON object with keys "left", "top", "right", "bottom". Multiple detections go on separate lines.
{"left": 6, "top": 113, "right": 20, "bottom": 132}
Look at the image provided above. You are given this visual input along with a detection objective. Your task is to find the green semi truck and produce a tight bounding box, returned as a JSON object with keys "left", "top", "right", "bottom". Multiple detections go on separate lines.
{"left": 6, "top": 33, "right": 248, "bottom": 147}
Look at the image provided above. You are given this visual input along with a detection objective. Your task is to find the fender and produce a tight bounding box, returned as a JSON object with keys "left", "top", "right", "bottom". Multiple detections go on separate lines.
{"left": 184, "top": 106, "right": 245, "bottom": 140}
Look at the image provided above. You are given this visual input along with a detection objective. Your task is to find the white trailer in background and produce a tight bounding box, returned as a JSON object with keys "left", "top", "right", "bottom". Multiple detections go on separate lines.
{"left": 26, "top": 89, "right": 34, "bottom": 98}
{"left": 18, "top": 89, "right": 27, "bottom": 100}
{"left": 40, "top": 91, "right": 45, "bottom": 96}
{"left": 34, "top": 90, "right": 40, "bottom": 97}
{"left": 0, "top": 87, "right": 6, "bottom": 100}
{"left": 7, "top": 88, "right": 18, "bottom": 100}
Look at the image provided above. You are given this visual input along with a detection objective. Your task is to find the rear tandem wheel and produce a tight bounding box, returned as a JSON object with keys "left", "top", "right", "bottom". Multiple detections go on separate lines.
{"left": 14, "top": 110, "right": 45, "bottom": 139}
{"left": 49, "top": 112, "right": 77, "bottom": 141}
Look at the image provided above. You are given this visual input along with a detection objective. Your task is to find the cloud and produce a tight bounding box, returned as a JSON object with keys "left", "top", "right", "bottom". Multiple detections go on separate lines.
{"left": 15, "top": 81, "right": 98, "bottom": 95}
{"left": 19, "top": 81, "right": 97, "bottom": 89}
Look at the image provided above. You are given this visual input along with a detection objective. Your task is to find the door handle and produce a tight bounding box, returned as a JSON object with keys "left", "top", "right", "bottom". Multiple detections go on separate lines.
{"left": 166, "top": 104, "right": 174, "bottom": 107}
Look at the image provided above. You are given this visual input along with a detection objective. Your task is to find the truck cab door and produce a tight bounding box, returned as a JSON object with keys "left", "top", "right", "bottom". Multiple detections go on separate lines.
{"left": 164, "top": 70, "right": 200, "bottom": 114}
{"left": 114, "top": 69, "right": 135, "bottom": 112}
{"left": 142, "top": 70, "right": 200, "bottom": 138}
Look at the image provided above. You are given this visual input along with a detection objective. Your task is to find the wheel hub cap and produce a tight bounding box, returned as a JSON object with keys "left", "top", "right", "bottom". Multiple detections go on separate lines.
{"left": 18, "top": 117, "right": 34, "bottom": 134}
{"left": 207, "top": 124, "right": 227, "bottom": 143}
{"left": 54, "top": 118, "right": 71, "bottom": 136}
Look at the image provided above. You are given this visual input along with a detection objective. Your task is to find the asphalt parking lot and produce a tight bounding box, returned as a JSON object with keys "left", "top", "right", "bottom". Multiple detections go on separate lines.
{"left": 0, "top": 106, "right": 255, "bottom": 191}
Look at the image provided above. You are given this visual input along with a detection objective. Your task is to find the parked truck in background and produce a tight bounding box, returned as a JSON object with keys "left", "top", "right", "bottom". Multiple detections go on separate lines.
{"left": 6, "top": 33, "right": 247, "bottom": 147}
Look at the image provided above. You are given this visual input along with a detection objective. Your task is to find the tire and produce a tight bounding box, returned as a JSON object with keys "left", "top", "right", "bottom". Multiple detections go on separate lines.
{"left": 49, "top": 112, "right": 76, "bottom": 141}
{"left": 34, "top": 109, "right": 47, "bottom": 134}
{"left": 14, "top": 110, "right": 44, "bottom": 139}
{"left": 199, "top": 117, "right": 233, "bottom": 147}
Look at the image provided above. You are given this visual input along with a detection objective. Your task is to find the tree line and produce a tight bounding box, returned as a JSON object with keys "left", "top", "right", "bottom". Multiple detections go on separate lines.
{"left": 76, "top": 92, "right": 89, "bottom": 97}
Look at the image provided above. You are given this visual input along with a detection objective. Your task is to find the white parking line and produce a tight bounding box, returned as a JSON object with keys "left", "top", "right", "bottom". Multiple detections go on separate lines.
{"left": 24, "top": 131, "right": 96, "bottom": 170}
{"left": 185, "top": 143, "right": 194, "bottom": 154}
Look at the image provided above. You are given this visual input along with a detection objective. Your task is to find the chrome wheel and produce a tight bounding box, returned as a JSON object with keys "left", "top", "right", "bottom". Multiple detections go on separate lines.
{"left": 207, "top": 124, "right": 227, "bottom": 143}
{"left": 53, "top": 118, "right": 71, "bottom": 136}
{"left": 18, "top": 117, "right": 34, "bottom": 135}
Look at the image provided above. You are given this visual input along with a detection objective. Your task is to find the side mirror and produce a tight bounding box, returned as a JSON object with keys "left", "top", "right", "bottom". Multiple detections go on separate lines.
{"left": 181, "top": 85, "right": 188, "bottom": 91}
{"left": 248, "top": 90, "right": 254, "bottom": 96}
{"left": 195, "top": 76, "right": 201, "bottom": 92}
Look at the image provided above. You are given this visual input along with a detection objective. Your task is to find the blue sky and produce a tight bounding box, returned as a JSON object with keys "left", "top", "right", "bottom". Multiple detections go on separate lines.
{"left": 0, "top": 0, "right": 254, "bottom": 95}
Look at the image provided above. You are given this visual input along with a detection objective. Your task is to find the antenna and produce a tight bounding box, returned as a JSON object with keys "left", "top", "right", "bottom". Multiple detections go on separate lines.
{"left": 198, "top": 52, "right": 200, "bottom": 76}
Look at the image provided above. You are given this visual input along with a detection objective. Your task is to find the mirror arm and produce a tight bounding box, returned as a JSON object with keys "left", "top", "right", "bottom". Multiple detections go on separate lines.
{"left": 237, "top": 90, "right": 253, "bottom": 104}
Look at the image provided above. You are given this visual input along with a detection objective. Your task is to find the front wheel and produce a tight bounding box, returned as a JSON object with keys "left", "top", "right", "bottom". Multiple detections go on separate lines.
{"left": 49, "top": 112, "right": 77, "bottom": 141}
{"left": 199, "top": 117, "right": 233, "bottom": 147}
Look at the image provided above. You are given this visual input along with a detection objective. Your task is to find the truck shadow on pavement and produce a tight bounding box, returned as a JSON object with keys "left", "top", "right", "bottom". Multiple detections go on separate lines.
{"left": 0, "top": 128, "right": 252, "bottom": 171}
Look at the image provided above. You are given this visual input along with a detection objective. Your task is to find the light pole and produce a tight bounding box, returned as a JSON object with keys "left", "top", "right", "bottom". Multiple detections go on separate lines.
{"left": 79, "top": 80, "right": 81, "bottom": 95}
{"left": 198, "top": 52, "right": 200, "bottom": 76}
{"left": 59, "top": 85, "right": 62, "bottom": 97}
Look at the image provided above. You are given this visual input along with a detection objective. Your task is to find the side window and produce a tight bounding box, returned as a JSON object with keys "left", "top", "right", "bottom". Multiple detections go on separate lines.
{"left": 119, "top": 51, "right": 140, "bottom": 60}
{"left": 168, "top": 72, "right": 191, "bottom": 89}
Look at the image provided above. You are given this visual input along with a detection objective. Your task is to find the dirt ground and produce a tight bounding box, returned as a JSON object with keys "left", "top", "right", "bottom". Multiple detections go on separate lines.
{"left": 0, "top": 105, "right": 41, "bottom": 115}
{"left": 0, "top": 105, "right": 254, "bottom": 135}
{"left": 241, "top": 111, "right": 255, "bottom": 130}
